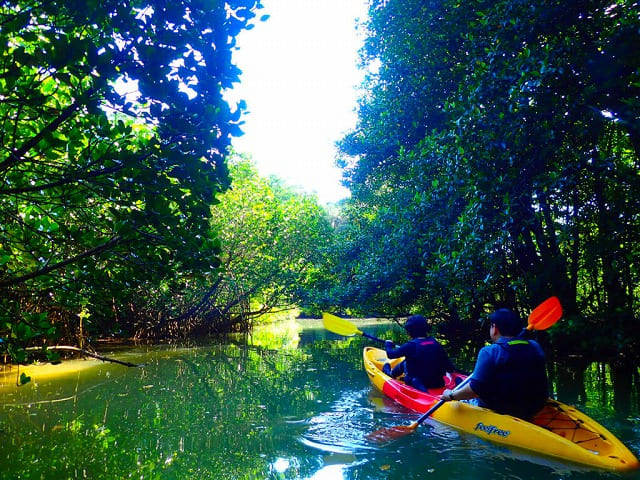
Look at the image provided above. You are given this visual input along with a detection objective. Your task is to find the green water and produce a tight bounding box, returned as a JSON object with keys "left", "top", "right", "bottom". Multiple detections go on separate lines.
{"left": 1, "top": 319, "right": 639, "bottom": 479}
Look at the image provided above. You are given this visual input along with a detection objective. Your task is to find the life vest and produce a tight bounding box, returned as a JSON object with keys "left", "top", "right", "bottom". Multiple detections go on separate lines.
{"left": 478, "top": 338, "right": 548, "bottom": 419}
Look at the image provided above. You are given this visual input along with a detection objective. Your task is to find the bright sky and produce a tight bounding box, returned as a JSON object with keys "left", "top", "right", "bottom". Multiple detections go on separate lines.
{"left": 228, "top": 0, "right": 368, "bottom": 204}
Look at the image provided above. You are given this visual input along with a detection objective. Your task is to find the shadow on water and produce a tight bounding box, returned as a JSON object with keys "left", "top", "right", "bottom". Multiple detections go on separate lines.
{"left": 0, "top": 318, "right": 638, "bottom": 479}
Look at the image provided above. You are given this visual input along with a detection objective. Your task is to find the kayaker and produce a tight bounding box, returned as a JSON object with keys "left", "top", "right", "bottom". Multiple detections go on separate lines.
{"left": 441, "top": 308, "right": 548, "bottom": 420}
{"left": 383, "top": 314, "right": 456, "bottom": 392}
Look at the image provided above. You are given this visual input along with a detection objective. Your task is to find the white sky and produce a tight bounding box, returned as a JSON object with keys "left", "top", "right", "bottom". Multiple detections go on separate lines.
{"left": 228, "top": 0, "right": 368, "bottom": 204}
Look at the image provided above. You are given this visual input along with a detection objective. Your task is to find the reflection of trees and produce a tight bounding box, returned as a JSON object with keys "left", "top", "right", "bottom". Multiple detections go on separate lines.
{"left": 2, "top": 331, "right": 635, "bottom": 479}
{"left": 0, "top": 339, "right": 368, "bottom": 479}
{"left": 610, "top": 362, "right": 637, "bottom": 415}
{"left": 553, "top": 361, "right": 639, "bottom": 418}
{"left": 551, "top": 359, "right": 587, "bottom": 406}
{"left": 533, "top": 354, "right": 639, "bottom": 418}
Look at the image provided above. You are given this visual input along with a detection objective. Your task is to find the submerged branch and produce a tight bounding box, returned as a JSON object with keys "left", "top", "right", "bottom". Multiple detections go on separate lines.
{"left": 27, "top": 345, "right": 143, "bottom": 367}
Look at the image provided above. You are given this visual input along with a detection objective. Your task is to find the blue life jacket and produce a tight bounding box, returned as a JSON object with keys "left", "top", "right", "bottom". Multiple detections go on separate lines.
{"left": 387, "top": 337, "right": 453, "bottom": 389}
{"left": 470, "top": 338, "right": 548, "bottom": 419}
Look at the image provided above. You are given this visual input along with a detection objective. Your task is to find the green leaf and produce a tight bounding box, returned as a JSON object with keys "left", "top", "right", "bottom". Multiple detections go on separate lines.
{"left": 19, "top": 373, "right": 31, "bottom": 385}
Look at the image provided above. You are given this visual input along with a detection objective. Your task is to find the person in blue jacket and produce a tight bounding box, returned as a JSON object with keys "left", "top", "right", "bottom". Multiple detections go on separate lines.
{"left": 383, "top": 314, "right": 456, "bottom": 392}
{"left": 442, "top": 308, "right": 548, "bottom": 420}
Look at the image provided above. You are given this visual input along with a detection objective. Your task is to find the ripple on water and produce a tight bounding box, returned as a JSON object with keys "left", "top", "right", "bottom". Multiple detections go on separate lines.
{"left": 299, "top": 387, "right": 380, "bottom": 454}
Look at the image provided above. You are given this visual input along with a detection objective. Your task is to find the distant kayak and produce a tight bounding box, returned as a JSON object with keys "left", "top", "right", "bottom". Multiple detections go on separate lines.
{"left": 364, "top": 346, "right": 639, "bottom": 472}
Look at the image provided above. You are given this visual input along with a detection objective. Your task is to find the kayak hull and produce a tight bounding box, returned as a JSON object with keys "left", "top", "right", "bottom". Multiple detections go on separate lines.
{"left": 364, "top": 346, "right": 639, "bottom": 471}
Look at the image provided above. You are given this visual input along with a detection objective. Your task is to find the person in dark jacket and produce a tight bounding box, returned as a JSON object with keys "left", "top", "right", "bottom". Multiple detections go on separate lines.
{"left": 383, "top": 315, "right": 456, "bottom": 392}
{"left": 442, "top": 308, "right": 548, "bottom": 420}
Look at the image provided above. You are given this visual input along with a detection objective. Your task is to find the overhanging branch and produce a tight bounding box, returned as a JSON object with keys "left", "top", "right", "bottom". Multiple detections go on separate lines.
{"left": 0, "top": 235, "right": 123, "bottom": 287}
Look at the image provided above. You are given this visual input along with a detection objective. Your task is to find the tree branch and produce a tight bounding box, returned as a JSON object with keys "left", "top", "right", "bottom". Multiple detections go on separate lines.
{"left": 27, "top": 345, "right": 143, "bottom": 367}
{"left": 0, "top": 235, "right": 123, "bottom": 287}
{"left": 0, "top": 89, "right": 93, "bottom": 173}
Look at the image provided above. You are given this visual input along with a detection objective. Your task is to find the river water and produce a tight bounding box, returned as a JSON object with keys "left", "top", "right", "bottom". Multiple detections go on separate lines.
{"left": 0, "top": 318, "right": 638, "bottom": 479}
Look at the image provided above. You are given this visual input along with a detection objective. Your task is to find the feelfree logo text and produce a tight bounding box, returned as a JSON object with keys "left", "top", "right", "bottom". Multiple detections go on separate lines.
{"left": 474, "top": 422, "right": 511, "bottom": 437}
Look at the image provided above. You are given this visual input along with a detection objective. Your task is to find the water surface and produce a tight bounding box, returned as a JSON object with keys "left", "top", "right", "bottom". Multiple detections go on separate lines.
{"left": 1, "top": 319, "right": 638, "bottom": 479}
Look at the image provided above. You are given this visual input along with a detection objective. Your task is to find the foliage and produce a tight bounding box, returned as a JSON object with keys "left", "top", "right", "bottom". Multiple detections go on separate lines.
{"left": 128, "top": 156, "right": 335, "bottom": 337}
{"left": 331, "top": 0, "right": 640, "bottom": 361}
{"left": 205, "top": 157, "right": 334, "bottom": 328}
{"left": 0, "top": 0, "right": 264, "bottom": 360}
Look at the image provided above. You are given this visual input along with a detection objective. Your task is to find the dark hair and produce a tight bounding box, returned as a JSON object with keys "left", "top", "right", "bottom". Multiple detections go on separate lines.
{"left": 489, "top": 308, "right": 522, "bottom": 336}
{"left": 404, "top": 315, "right": 430, "bottom": 338}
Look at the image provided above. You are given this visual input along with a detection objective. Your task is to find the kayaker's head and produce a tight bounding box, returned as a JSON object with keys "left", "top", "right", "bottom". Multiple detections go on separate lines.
{"left": 489, "top": 308, "right": 522, "bottom": 337}
{"left": 404, "top": 315, "right": 430, "bottom": 338}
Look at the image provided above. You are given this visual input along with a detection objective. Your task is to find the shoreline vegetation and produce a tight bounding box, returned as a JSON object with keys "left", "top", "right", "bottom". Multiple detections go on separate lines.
{"left": 2, "top": 1, "right": 640, "bottom": 381}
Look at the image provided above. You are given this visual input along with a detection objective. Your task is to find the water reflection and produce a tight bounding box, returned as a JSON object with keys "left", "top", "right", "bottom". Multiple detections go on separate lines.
{"left": 300, "top": 387, "right": 377, "bottom": 460}
{"left": 0, "top": 319, "right": 637, "bottom": 480}
{"left": 306, "top": 464, "right": 346, "bottom": 479}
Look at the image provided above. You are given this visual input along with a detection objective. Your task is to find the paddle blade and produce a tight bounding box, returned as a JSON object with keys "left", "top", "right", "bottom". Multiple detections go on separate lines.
{"left": 527, "top": 296, "right": 562, "bottom": 331}
{"left": 322, "top": 312, "right": 362, "bottom": 337}
{"left": 365, "top": 423, "right": 418, "bottom": 444}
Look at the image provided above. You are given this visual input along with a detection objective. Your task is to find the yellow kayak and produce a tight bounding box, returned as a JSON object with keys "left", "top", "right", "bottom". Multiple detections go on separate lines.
{"left": 364, "top": 346, "right": 639, "bottom": 471}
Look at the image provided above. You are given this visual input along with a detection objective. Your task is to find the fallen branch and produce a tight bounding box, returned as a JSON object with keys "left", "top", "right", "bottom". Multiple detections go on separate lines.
{"left": 27, "top": 346, "right": 143, "bottom": 367}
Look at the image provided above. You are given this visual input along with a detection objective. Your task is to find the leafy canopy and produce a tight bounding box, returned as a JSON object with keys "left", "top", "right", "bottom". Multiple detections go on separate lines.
{"left": 0, "top": 0, "right": 264, "bottom": 358}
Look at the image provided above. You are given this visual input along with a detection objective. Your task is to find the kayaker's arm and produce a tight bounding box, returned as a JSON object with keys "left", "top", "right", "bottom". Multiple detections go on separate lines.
{"left": 444, "top": 345, "right": 492, "bottom": 401}
{"left": 385, "top": 340, "right": 413, "bottom": 359}
{"left": 442, "top": 382, "right": 478, "bottom": 402}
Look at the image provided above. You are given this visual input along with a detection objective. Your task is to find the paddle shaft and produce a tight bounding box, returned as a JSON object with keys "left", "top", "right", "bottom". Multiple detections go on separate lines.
{"left": 410, "top": 376, "right": 472, "bottom": 428}
{"left": 362, "top": 332, "right": 386, "bottom": 344}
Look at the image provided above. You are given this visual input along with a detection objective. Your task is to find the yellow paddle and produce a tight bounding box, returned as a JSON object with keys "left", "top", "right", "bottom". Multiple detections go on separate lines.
{"left": 366, "top": 297, "right": 563, "bottom": 443}
{"left": 322, "top": 312, "right": 387, "bottom": 344}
